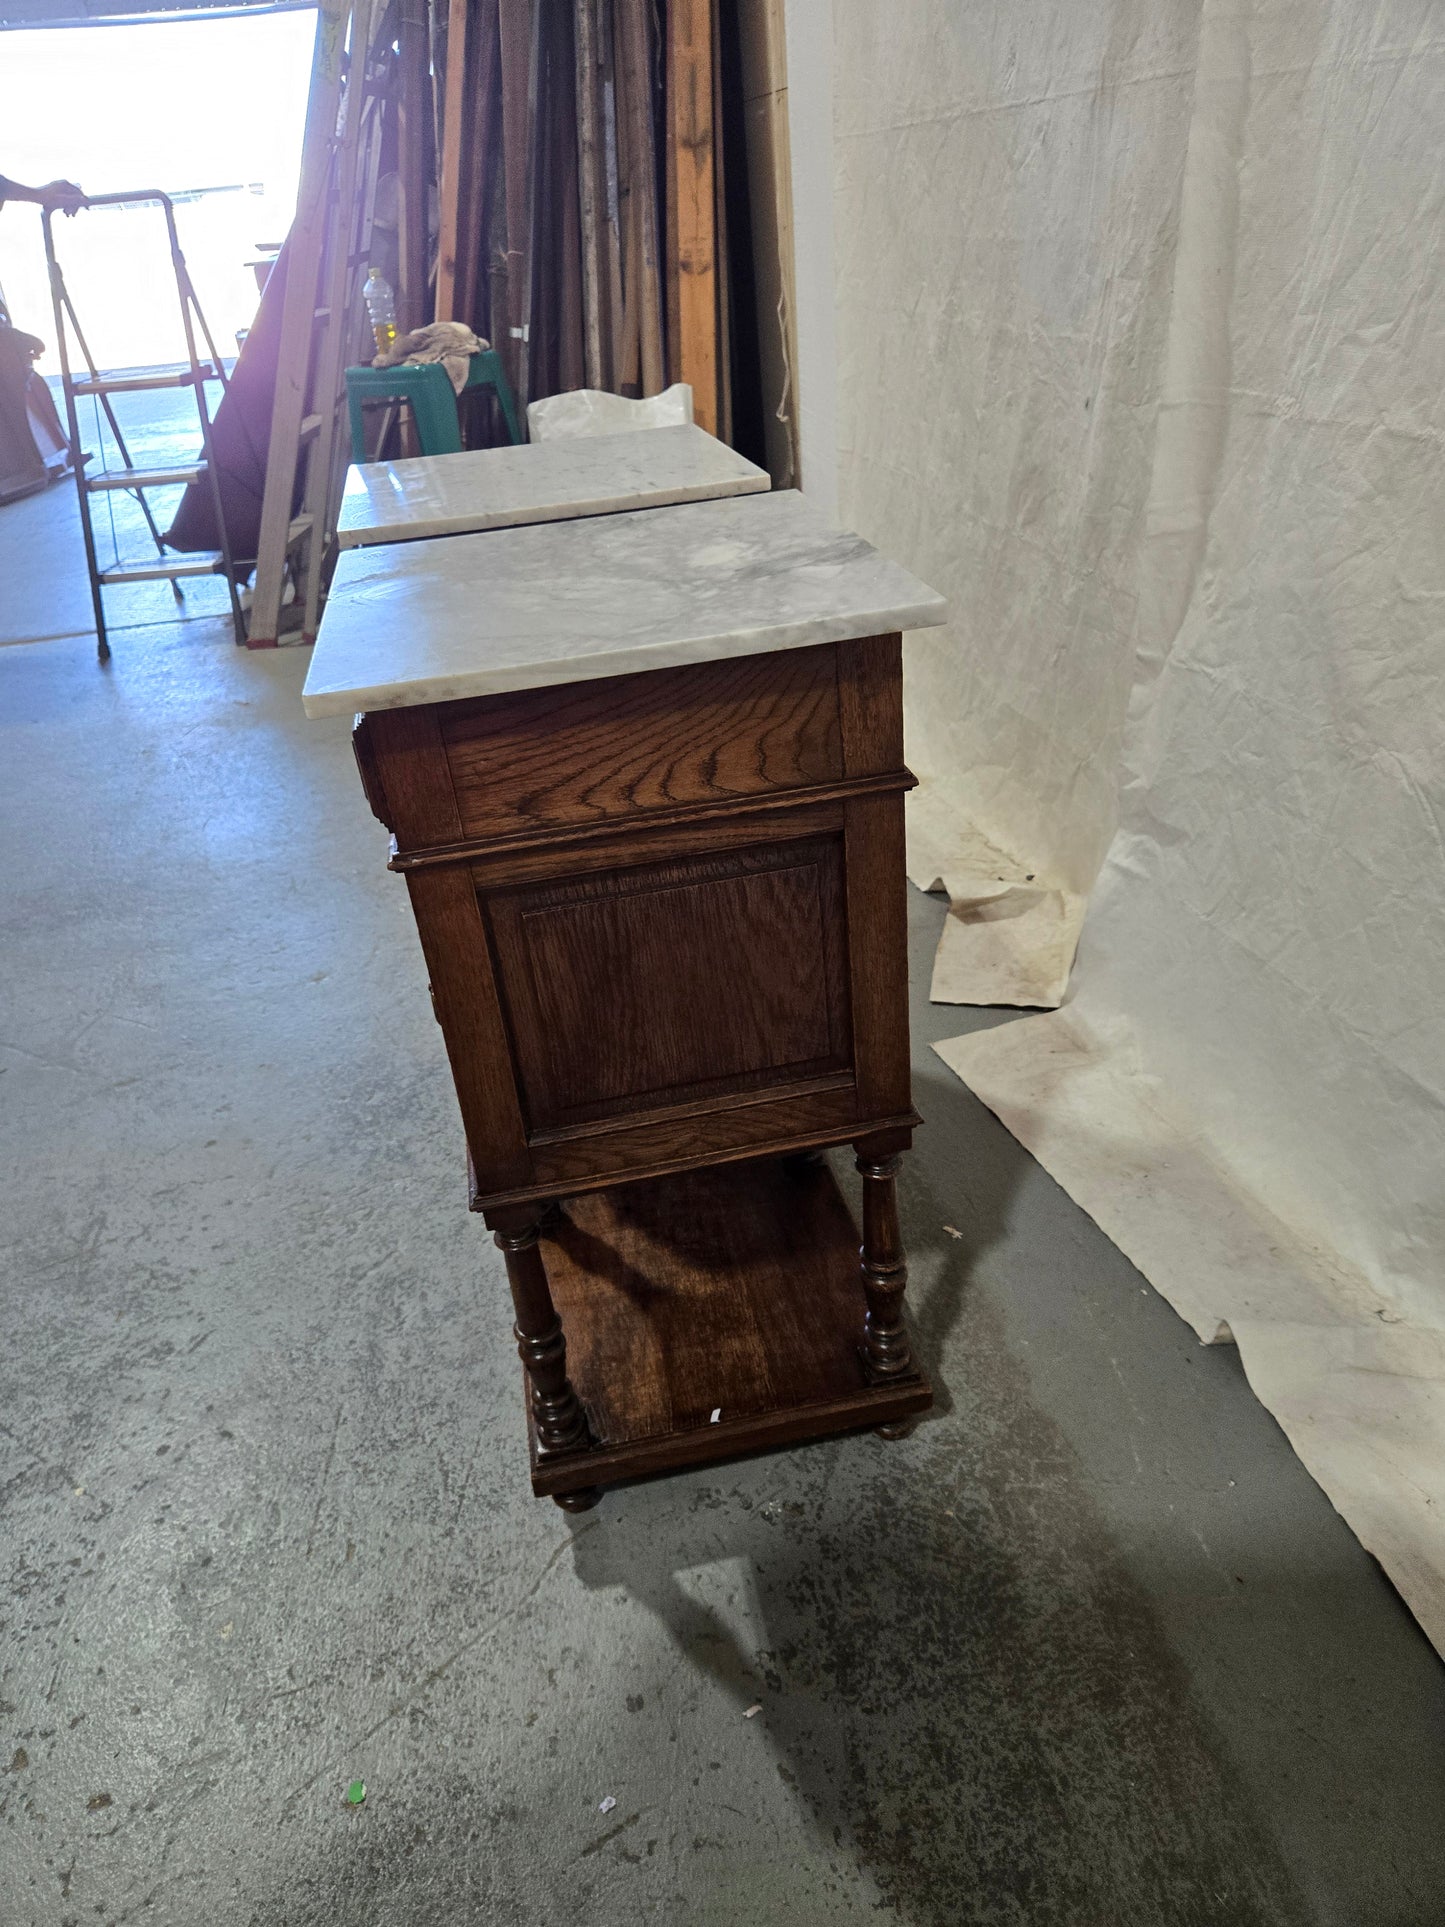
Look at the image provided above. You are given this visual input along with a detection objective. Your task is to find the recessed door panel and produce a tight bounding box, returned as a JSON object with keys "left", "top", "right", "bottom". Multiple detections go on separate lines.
{"left": 483, "top": 836, "right": 852, "bottom": 1133}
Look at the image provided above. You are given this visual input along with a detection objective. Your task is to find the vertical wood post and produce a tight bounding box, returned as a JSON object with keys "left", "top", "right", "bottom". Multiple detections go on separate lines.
{"left": 854, "top": 1152, "right": 916, "bottom": 1384}
{"left": 433, "top": 0, "right": 472, "bottom": 324}
{"left": 396, "top": 0, "right": 432, "bottom": 333}
{"left": 488, "top": 1207, "right": 594, "bottom": 1460}
{"left": 664, "top": 0, "right": 718, "bottom": 430}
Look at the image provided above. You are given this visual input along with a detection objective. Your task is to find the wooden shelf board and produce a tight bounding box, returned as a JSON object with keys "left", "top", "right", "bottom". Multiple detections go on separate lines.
{"left": 524, "top": 1157, "right": 930, "bottom": 1495}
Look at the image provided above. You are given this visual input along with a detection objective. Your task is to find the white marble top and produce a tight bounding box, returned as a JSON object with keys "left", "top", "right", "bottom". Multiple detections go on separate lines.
{"left": 334, "top": 423, "right": 770, "bottom": 548}
{"left": 303, "top": 489, "right": 947, "bottom": 717}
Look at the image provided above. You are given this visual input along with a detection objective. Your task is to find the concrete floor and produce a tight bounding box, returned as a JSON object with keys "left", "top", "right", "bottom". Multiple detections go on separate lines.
{"left": 3, "top": 606, "right": 1445, "bottom": 1927}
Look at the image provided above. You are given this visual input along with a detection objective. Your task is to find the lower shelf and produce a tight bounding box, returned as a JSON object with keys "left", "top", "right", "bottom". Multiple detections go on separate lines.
{"left": 525, "top": 1156, "right": 931, "bottom": 1497}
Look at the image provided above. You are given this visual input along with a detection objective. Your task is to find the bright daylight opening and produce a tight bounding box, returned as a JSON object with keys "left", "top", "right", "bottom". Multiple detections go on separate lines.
{"left": 0, "top": 6, "right": 316, "bottom": 375}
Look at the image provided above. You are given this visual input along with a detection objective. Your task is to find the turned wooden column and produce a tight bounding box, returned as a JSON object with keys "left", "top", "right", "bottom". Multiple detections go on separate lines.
{"left": 485, "top": 1205, "right": 599, "bottom": 1510}
{"left": 854, "top": 1147, "right": 917, "bottom": 1397}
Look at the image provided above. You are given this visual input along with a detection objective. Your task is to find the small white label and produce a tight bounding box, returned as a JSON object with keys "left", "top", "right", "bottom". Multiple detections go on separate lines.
{"left": 710, "top": 1408, "right": 721, "bottom": 1424}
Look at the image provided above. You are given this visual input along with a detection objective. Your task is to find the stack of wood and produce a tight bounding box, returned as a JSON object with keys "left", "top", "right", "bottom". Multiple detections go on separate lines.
{"left": 399, "top": 0, "right": 789, "bottom": 444}
{"left": 247, "top": 0, "right": 797, "bottom": 645}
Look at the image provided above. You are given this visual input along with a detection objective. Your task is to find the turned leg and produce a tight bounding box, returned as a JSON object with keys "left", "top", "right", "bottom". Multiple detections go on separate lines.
{"left": 487, "top": 1207, "right": 594, "bottom": 1469}
{"left": 854, "top": 1149, "right": 918, "bottom": 1423}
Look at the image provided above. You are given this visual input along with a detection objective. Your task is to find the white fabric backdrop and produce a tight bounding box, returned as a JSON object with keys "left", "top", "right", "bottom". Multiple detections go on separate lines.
{"left": 832, "top": 0, "right": 1445, "bottom": 1647}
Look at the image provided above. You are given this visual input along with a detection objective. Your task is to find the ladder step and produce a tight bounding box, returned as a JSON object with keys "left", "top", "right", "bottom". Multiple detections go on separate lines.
{"left": 85, "top": 463, "right": 207, "bottom": 492}
{"left": 98, "top": 552, "right": 225, "bottom": 584}
{"left": 287, "top": 513, "right": 315, "bottom": 544}
{"left": 74, "top": 364, "right": 217, "bottom": 396}
{"left": 299, "top": 413, "right": 323, "bottom": 440}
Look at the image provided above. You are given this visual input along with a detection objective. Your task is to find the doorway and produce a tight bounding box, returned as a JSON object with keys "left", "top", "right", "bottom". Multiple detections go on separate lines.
{"left": 0, "top": 5, "right": 315, "bottom": 645}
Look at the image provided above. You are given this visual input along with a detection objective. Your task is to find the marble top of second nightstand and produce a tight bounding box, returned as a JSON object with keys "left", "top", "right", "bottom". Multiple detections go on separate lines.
{"left": 334, "top": 424, "right": 770, "bottom": 549}
{"left": 303, "top": 489, "right": 948, "bottom": 718}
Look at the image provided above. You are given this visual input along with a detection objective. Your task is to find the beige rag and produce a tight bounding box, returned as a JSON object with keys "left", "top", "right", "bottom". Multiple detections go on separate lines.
{"left": 372, "top": 321, "right": 488, "bottom": 395}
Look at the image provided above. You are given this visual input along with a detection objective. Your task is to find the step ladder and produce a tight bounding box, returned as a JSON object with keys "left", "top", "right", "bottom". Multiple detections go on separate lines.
{"left": 42, "top": 190, "right": 247, "bottom": 663}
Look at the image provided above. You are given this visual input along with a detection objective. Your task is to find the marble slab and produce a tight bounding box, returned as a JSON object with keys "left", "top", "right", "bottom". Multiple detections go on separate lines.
{"left": 303, "top": 489, "right": 947, "bottom": 717}
{"left": 334, "top": 424, "right": 770, "bottom": 548}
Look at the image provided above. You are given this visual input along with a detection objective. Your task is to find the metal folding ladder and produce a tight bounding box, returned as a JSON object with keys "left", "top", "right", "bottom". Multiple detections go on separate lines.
{"left": 42, "top": 190, "right": 247, "bottom": 662}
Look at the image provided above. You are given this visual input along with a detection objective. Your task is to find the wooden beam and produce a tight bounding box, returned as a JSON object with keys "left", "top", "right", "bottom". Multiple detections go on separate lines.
{"left": 433, "top": 0, "right": 471, "bottom": 322}
{"left": 574, "top": 0, "right": 606, "bottom": 386}
{"left": 616, "top": 0, "right": 664, "bottom": 397}
{"left": 395, "top": 0, "right": 431, "bottom": 333}
{"left": 462, "top": 3, "right": 501, "bottom": 338}
{"left": 665, "top": 0, "right": 718, "bottom": 432}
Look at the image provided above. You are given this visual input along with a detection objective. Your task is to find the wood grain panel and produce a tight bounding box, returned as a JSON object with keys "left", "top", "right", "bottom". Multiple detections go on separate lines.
{"left": 466, "top": 799, "right": 844, "bottom": 891}
{"left": 843, "top": 791, "right": 913, "bottom": 1121}
{"left": 363, "top": 705, "right": 465, "bottom": 848}
{"left": 484, "top": 837, "right": 850, "bottom": 1130}
{"left": 441, "top": 646, "right": 843, "bottom": 839}
{"left": 518, "top": 1087, "right": 899, "bottom": 1201}
{"left": 836, "top": 633, "right": 905, "bottom": 775}
{"left": 404, "top": 865, "right": 532, "bottom": 1191}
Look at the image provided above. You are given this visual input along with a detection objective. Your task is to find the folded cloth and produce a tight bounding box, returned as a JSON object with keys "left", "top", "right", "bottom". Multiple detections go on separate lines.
{"left": 372, "top": 321, "right": 488, "bottom": 394}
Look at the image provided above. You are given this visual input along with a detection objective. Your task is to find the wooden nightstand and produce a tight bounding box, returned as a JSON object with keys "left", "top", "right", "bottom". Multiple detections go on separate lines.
{"left": 307, "top": 488, "right": 947, "bottom": 1509}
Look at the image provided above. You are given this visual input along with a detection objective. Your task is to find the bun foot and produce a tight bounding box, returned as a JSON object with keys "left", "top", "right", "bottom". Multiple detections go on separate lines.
{"left": 554, "top": 1486, "right": 603, "bottom": 1513}
{"left": 875, "top": 1418, "right": 914, "bottom": 1442}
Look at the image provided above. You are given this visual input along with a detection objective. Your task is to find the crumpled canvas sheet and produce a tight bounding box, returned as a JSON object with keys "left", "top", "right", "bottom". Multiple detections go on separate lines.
{"left": 907, "top": 786, "right": 1086, "bottom": 1007}
{"left": 834, "top": 1, "right": 1445, "bottom": 1649}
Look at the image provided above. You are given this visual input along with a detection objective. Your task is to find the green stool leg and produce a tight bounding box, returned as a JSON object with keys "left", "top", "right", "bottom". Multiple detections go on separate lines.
{"left": 490, "top": 362, "right": 523, "bottom": 446}
{"left": 464, "top": 349, "right": 524, "bottom": 446}
{"left": 348, "top": 385, "right": 368, "bottom": 463}
{"left": 409, "top": 366, "right": 463, "bottom": 455}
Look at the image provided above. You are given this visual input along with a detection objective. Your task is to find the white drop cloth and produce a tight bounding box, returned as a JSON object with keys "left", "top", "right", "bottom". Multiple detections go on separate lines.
{"left": 833, "top": 0, "right": 1445, "bottom": 1650}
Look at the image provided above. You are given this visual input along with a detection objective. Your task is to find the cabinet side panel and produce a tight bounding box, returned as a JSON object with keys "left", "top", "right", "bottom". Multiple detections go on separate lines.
{"left": 405, "top": 867, "right": 533, "bottom": 1192}
{"left": 484, "top": 837, "right": 852, "bottom": 1132}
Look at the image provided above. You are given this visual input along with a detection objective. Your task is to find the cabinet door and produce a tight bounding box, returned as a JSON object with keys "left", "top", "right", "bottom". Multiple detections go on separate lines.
{"left": 483, "top": 834, "right": 853, "bottom": 1137}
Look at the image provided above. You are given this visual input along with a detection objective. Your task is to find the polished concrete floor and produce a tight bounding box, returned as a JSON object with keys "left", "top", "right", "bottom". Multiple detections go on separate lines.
{"left": 4, "top": 600, "right": 1445, "bottom": 1926}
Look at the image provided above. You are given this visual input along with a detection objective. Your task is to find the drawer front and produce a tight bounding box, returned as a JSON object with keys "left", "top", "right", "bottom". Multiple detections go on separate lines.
{"left": 439, "top": 645, "right": 845, "bottom": 841}
{"left": 482, "top": 835, "right": 853, "bottom": 1135}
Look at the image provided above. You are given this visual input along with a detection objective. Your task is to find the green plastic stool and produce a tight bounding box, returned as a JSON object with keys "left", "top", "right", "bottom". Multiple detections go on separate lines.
{"left": 345, "top": 349, "right": 523, "bottom": 461}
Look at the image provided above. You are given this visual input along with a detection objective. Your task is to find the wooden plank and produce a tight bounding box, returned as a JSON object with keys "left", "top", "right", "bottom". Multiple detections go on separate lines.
{"left": 711, "top": 0, "right": 731, "bottom": 440}
{"left": 497, "top": 0, "right": 537, "bottom": 409}
{"left": 737, "top": 0, "right": 799, "bottom": 485}
{"left": 461, "top": 3, "right": 502, "bottom": 338}
{"left": 433, "top": 0, "right": 472, "bottom": 322}
{"left": 299, "top": 36, "right": 385, "bottom": 640}
{"left": 248, "top": 0, "right": 348, "bottom": 646}
{"left": 555, "top": 9, "right": 586, "bottom": 395}
{"left": 600, "top": 0, "right": 624, "bottom": 385}
{"left": 616, "top": 0, "right": 664, "bottom": 395}
{"left": 396, "top": 0, "right": 431, "bottom": 333}
{"left": 574, "top": 0, "right": 606, "bottom": 385}
{"left": 664, "top": 0, "right": 718, "bottom": 431}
